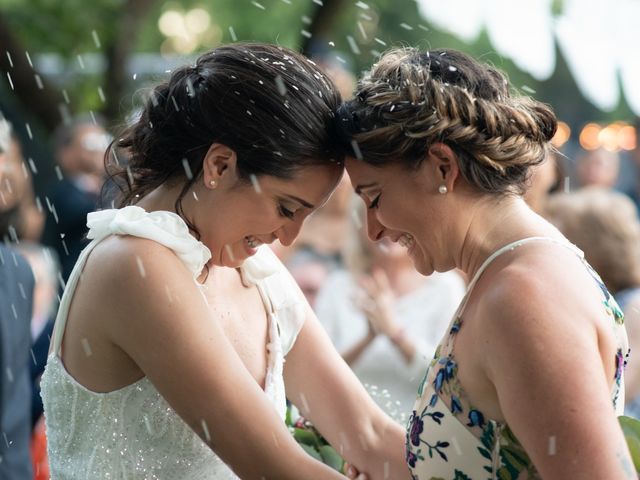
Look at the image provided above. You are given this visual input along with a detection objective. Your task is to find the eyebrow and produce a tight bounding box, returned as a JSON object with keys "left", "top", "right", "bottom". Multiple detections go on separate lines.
{"left": 284, "top": 194, "right": 315, "bottom": 209}
{"left": 354, "top": 183, "right": 377, "bottom": 195}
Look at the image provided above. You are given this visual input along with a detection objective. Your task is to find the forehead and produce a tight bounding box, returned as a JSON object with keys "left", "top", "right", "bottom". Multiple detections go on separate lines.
{"left": 345, "top": 156, "right": 398, "bottom": 183}
{"left": 258, "top": 163, "right": 343, "bottom": 197}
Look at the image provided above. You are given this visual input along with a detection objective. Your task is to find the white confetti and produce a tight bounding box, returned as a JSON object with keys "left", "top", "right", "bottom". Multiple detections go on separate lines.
{"left": 186, "top": 78, "right": 195, "bottom": 97}
{"left": 54, "top": 166, "right": 63, "bottom": 181}
{"left": 274, "top": 75, "right": 287, "bottom": 96}
{"left": 399, "top": 23, "right": 413, "bottom": 30}
{"left": 143, "top": 415, "right": 153, "bottom": 434}
{"left": 301, "top": 30, "right": 312, "bottom": 38}
{"left": 5, "top": 51, "right": 13, "bottom": 68}
{"left": 62, "top": 89, "right": 70, "bottom": 104}
{"left": 25, "top": 51, "right": 33, "bottom": 68}
{"left": 521, "top": 85, "right": 536, "bottom": 94}
{"left": 548, "top": 435, "right": 556, "bottom": 455}
{"left": 81, "top": 338, "right": 93, "bottom": 356}
{"left": 201, "top": 419, "right": 211, "bottom": 442}
{"left": 346, "top": 35, "right": 360, "bottom": 55}
{"left": 135, "top": 256, "right": 146, "bottom": 278}
{"left": 351, "top": 209, "right": 362, "bottom": 230}
{"left": 6, "top": 72, "right": 14, "bottom": 90}
{"left": 77, "top": 54, "right": 85, "bottom": 70}
{"left": 350, "top": 139, "right": 363, "bottom": 159}
{"left": 251, "top": 1, "right": 265, "bottom": 9}
{"left": 98, "top": 86, "right": 106, "bottom": 103}
{"left": 25, "top": 123, "right": 33, "bottom": 140}
{"left": 250, "top": 174, "right": 262, "bottom": 193}
{"left": 299, "top": 392, "right": 310, "bottom": 413}
{"left": 91, "top": 30, "right": 101, "bottom": 48}
{"left": 224, "top": 244, "right": 235, "bottom": 262}
{"left": 451, "top": 436, "right": 462, "bottom": 455}
{"left": 356, "top": 1, "right": 369, "bottom": 9}
{"left": 228, "top": 26, "right": 237, "bottom": 42}
{"left": 182, "top": 158, "right": 193, "bottom": 179}
{"left": 357, "top": 21, "right": 367, "bottom": 40}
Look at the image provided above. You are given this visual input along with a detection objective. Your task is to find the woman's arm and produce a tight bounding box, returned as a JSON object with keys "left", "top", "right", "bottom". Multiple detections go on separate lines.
{"left": 341, "top": 326, "right": 376, "bottom": 366}
{"left": 284, "top": 303, "right": 411, "bottom": 480}
{"left": 93, "top": 238, "right": 346, "bottom": 480}
{"left": 479, "top": 266, "right": 634, "bottom": 479}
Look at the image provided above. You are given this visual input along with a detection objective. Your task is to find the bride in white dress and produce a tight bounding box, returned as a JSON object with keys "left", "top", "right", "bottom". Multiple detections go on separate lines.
{"left": 40, "top": 43, "right": 408, "bottom": 479}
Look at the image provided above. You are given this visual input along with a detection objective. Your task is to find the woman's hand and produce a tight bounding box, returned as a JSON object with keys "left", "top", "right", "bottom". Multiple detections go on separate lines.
{"left": 356, "top": 269, "right": 401, "bottom": 338}
{"left": 344, "top": 463, "right": 369, "bottom": 480}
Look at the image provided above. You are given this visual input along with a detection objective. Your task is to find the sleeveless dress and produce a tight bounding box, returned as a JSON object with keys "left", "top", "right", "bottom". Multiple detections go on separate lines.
{"left": 40, "top": 206, "right": 306, "bottom": 479}
{"left": 405, "top": 237, "right": 630, "bottom": 480}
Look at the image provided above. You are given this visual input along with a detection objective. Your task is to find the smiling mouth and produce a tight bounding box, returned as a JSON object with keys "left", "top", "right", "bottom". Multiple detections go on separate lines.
{"left": 398, "top": 233, "right": 414, "bottom": 248}
{"left": 245, "top": 236, "right": 263, "bottom": 249}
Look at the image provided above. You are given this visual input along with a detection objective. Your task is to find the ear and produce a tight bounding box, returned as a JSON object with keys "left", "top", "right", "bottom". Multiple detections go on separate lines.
{"left": 202, "top": 143, "right": 238, "bottom": 188}
{"left": 426, "top": 142, "right": 460, "bottom": 192}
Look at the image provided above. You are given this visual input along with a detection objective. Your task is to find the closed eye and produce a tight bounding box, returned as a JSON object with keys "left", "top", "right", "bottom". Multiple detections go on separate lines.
{"left": 368, "top": 194, "right": 381, "bottom": 209}
{"left": 278, "top": 204, "right": 295, "bottom": 219}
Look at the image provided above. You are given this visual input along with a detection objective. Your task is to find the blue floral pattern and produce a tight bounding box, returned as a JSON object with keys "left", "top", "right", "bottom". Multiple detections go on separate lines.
{"left": 405, "top": 241, "right": 630, "bottom": 480}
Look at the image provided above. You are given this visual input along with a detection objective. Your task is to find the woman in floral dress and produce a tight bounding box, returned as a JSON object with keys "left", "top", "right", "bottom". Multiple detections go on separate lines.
{"left": 338, "top": 47, "right": 634, "bottom": 479}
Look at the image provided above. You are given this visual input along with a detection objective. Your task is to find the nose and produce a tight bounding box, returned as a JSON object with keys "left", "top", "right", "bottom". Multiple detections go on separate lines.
{"left": 275, "top": 217, "right": 305, "bottom": 247}
{"left": 366, "top": 208, "right": 385, "bottom": 242}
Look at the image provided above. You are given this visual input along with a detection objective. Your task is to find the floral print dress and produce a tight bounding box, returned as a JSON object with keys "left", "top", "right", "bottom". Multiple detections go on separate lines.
{"left": 405, "top": 237, "right": 629, "bottom": 480}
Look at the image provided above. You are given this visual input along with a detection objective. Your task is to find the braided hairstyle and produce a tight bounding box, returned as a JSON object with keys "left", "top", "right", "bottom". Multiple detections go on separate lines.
{"left": 338, "top": 48, "right": 557, "bottom": 195}
{"left": 105, "top": 43, "right": 343, "bottom": 236}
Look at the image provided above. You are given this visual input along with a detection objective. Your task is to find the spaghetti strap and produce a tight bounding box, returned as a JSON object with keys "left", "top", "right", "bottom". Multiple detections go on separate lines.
{"left": 49, "top": 240, "right": 102, "bottom": 356}
{"left": 50, "top": 205, "right": 214, "bottom": 357}
{"left": 457, "top": 236, "right": 583, "bottom": 316}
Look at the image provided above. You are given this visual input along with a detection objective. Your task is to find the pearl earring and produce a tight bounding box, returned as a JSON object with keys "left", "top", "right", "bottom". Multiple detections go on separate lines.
{"left": 209, "top": 180, "right": 217, "bottom": 188}
{"left": 438, "top": 185, "right": 448, "bottom": 194}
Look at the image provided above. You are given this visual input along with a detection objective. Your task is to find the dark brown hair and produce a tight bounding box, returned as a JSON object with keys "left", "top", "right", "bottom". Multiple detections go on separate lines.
{"left": 105, "top": 43, "right": 343, "bottom": 234}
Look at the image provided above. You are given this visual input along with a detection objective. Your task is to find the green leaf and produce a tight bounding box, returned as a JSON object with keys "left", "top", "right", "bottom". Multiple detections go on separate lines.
{"left": 293, "top": 428, "right": 320, "bottom": 447}
{"left": 619, "top": 415, "right": 640, "bottom": 473}
{"left": 299, "top": 443, "right": 323, "bottom": 462}
{"left": 318, "top": 445, "right": 344, "bottom": 472}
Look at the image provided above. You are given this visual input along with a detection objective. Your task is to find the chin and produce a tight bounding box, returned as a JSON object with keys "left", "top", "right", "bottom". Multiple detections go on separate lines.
{"left": 216, "top": 247, "right": 248, "bottom": 269}
{"left": 411, "top": 256, "right": 434, "bottom": 276}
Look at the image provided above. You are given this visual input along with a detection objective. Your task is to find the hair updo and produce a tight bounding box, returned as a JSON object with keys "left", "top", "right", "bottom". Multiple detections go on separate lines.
{"left": 105, "top": 42, "right": 343, "bottom": 229}
{"left": 337, "top": 48, "right": 558, "bottom": 195}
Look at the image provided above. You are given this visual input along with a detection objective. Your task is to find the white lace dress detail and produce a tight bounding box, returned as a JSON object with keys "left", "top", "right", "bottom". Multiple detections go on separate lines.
{"left": 40, "top": 206, "right": 306, "bottom": 479}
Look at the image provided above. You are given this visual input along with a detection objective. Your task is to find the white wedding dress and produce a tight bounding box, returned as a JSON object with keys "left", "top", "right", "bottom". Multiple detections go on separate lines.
{"left": 40, "top": 206, "right": 307, "bottom": 479}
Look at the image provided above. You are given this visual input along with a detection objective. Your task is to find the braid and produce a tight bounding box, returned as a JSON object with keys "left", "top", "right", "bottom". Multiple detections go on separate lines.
{"left": 338, "top": 47, "right": 557, "bottom": 194}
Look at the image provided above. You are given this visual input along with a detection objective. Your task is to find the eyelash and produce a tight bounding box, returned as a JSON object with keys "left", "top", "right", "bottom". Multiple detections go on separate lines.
{"left": 278, "top": 204, "right": 295, "bottom": 219}
{"left": 368, "top": 194, "right": 381, "bottom": 210}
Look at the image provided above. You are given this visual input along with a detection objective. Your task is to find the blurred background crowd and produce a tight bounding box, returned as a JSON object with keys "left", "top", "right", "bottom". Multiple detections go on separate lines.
{"left": 1, "top": 1, "right": 639, "bottom": 478}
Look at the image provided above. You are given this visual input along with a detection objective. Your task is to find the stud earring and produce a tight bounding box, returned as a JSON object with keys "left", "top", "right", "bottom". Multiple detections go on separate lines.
{"left": 438, "top": 185, "right": 448, "bottom": 194}
{"left": 209, "top": 180, "right": 217, "bottom": 188}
